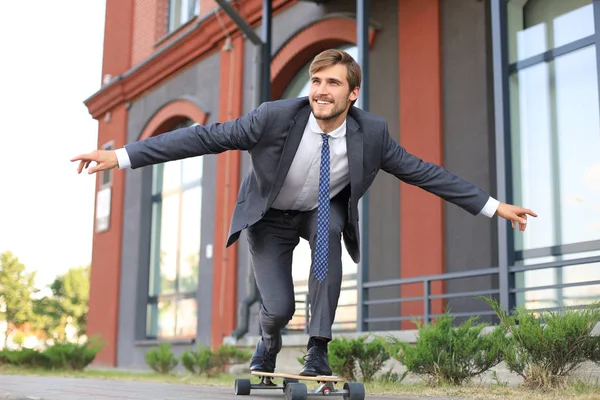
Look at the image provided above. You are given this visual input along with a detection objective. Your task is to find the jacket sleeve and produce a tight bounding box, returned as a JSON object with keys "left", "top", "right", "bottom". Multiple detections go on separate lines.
{"left": 124, "top": 102, "right": 269, "bottom": 169}
{"left": 380, "top": 121, "right": 489, "bottom": 215}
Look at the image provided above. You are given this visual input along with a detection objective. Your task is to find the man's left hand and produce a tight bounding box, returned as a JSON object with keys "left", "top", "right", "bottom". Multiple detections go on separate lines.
{"left": 496, "top": 203, "right": 537, "bottom": 231}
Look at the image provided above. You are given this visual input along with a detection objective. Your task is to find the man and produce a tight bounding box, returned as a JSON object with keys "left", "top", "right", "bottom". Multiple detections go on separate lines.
{"left": 72, "top": 49, "right": 536, "bottom": 376}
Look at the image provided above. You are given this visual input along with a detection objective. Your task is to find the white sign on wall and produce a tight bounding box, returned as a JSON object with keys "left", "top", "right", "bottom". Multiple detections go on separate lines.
{"left": 96, "top": 187, "right": 112, "bottom": 232}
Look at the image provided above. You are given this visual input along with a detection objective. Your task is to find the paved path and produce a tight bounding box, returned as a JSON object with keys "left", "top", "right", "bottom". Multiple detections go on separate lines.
{"left": 0, "top": 375, "right": 443, "bottom": 400}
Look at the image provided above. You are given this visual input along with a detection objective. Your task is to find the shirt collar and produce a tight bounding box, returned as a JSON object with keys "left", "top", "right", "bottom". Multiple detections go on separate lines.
{"left": 309, "top": 113, "right": 347, "bottom": 139}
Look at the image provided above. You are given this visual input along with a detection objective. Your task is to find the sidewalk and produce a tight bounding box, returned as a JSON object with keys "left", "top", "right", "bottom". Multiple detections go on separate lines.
{"left": 0, "top": 375, "right": 448, "bottom": 400}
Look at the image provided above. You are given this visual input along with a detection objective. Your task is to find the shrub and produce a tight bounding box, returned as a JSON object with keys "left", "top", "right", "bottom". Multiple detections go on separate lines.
{"left": 0, "top": 348, "right": 51, "bottom": 368}
{"left": 388, "top": 312, "right": 508, "bottom": 385}
{"left": 145, "top": 343, "right": 178, "bottom": 374}
{"left": 324, "top": 335, "right": 390, "bottom": 381}
{"left": 484, "top": 297, "right": 600, "bottom": 389}
{"left": 181, "top": 344, "right": 251, "bottom": 377}
{"left": 355, "top": 336, "right": 391, "bottom": 382}
{"left": 44, "top": 338, "right": 103, "bottom": 370}
{"left": 327, "top": 337, "right": 363, "bottom": 381}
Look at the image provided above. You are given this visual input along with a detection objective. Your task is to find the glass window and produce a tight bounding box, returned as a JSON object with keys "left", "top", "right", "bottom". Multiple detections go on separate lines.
{"left": 101, "top": 142, "right": 114, "bottom": 188}
{"left": 168, "top": 0, "right": 200, "bottom": 33}
{"left": 508, "top": 0, "right": 600, "bottom": 309}
{"left": 281, "top": 44, "right": 359, "bottom": 333}
{"left": 146, "top": 119, "right": 202, "bottom": 339}
{"left": 508, "top": 0, "right": 594, "bottom": 62}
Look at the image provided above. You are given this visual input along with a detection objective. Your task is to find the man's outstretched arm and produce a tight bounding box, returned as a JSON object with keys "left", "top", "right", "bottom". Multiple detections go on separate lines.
{"left": 71, "top": 102, "right": 269, "bottom": 174}
{"left": 380, "top": 122, "right": 536, "bottom": 230}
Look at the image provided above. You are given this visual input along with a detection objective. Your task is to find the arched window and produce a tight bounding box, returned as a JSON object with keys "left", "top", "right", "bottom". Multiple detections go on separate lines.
{"left": 146, "top": 119, "right": 203, "bottom": 339}
{"left": 280, "top": 45, "right": 359, "bottom": 333}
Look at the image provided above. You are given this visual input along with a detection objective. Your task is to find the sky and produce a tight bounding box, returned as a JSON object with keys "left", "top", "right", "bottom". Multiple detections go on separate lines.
{"left": 0, "top": 1, "right": 106, "bottom": 289}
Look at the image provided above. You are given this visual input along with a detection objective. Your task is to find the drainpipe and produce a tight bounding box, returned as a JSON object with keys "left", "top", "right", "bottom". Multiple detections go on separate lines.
{"left": 214, "top": 0, "right": 272, "bottom": 341}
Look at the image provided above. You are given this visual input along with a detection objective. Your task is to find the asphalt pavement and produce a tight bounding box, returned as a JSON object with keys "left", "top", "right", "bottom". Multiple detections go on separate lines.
{"left": 0, "top": 375, "right": 454, "bottom": 400}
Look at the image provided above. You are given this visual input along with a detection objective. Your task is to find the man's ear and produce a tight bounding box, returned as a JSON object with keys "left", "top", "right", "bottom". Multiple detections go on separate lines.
{"left": 349, "top": 87, "right": 360, "bottom": 102}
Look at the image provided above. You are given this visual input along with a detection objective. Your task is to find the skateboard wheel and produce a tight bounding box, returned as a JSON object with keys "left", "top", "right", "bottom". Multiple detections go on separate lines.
{"left": 234, "top": 378, "right": 251, "bottom": 395}
{"left": 285, "top": 382, "right": 308, "bottom": 400}
{"left": 282, "top": 378, "right": 299, "bottom": 392}
{"left": 343, "top": 382, "right": 365, "bottom": 400}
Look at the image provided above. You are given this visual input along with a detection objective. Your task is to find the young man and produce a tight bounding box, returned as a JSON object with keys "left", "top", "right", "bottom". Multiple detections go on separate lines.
{"left": 72, "top": 49, "right": 536, "bottom": 376}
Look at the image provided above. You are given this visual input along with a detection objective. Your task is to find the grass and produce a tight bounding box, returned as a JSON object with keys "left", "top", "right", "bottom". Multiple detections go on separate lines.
{"left": 1, "top": 365, "right": 599, "bottom": 399}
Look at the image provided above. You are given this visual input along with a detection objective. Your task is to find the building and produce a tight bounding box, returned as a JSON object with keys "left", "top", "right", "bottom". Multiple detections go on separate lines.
{"left": 83, "top": 0, "right": 600, "bottom": 367}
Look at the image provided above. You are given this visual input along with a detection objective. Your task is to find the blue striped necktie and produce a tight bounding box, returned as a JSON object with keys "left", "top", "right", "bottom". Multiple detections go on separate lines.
{"left": 314, "top": 133, "right": 330, "bottom": 281}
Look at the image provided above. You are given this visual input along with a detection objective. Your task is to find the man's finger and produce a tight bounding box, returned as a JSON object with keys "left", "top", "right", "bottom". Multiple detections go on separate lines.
{"left": 88, "top": 163, "right": 101, "bottom": 174}
{"left": 71, "top": 153, "right": 92, "bottom": 162}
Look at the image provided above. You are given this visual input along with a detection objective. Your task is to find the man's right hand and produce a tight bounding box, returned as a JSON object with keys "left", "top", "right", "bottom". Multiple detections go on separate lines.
{"left": 71, "top": 150, "right": 119, "bottom": 174}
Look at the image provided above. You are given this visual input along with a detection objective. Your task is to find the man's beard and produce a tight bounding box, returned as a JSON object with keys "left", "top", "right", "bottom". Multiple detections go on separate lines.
{"left": 310, "top": 97, "right": 350, "bottom": 121}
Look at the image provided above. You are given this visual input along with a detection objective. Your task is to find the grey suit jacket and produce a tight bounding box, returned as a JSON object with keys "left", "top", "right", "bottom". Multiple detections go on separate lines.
{"left": 125, "top": 97, "right": 489, "bottom": 263}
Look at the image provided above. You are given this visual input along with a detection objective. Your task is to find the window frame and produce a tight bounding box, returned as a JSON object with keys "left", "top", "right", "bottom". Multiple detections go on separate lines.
{"left": 167, "top": 0, "right": 200, "bottom": 33}
{"left": 492, "top": 0, "right": 600, "bottom": 310}
{"left": 145, "top": 120, "right": 202, "bottom": 340}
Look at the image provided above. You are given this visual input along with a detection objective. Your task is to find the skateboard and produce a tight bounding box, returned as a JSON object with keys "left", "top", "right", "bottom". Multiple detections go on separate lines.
{"left": 234, "top": 371, "right": 365, "bottom": 399}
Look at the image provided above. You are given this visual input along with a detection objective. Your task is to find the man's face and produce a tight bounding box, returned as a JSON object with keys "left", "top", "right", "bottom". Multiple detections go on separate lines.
{"left": 308, "top": 64, "right": 359, "bottom": 121}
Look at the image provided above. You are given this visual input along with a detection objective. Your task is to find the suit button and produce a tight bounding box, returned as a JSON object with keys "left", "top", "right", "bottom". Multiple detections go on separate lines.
{"left": 260, "top": 211, "right": 265, "bottom": 216}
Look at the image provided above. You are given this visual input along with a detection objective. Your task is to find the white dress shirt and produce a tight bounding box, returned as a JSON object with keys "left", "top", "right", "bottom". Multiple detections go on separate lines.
{"left": 271, "top": 113, "right": 349, "bottom": 211}
{"left": 114, "top": 113, "right": 499, "bottom": 217}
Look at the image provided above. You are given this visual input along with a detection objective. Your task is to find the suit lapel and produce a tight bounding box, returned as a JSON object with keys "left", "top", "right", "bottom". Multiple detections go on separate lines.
{"left": 346, "top": 113, "right": 364, "bottom": 200}
{"left": 268, "top": 104, "right": 311, "bottom": 205}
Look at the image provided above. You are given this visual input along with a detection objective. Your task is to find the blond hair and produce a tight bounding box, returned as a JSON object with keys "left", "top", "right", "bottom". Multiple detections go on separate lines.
{"left": 309, "top": 49, "right": 362, "bottom": 91}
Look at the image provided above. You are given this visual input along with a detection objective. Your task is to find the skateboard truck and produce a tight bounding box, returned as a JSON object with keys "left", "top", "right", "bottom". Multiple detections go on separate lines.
{"left": 234, "top": 371, "right": 366, "bottom": 399}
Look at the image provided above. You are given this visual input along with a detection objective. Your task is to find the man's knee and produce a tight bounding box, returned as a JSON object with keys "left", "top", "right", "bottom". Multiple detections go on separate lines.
{"left": 261, "top": 301, "right": 296, "bottom": 333}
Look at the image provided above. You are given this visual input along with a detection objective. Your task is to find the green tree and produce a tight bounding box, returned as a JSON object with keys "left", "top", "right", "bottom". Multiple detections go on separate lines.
{"left": 0, "top": 251, "right": 36, "bottom": 347}
{"left": 50, "top": 265, "right": 90, "bottom": 340}
{"left": 30, "top": 295, "right": 62, "bottom": 342}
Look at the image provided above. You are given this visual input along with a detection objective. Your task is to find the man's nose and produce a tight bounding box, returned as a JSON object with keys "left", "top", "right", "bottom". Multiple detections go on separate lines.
{"left": 316, "top": 83, "right": 329, "bottom": 96}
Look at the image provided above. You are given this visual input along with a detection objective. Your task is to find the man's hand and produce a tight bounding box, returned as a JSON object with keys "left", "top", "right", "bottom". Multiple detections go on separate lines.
{"left": 71, "top": 150, "right": 119, "bottom": 174}
{"left": 496, "top": 203, "right": 537, "bottom": 231}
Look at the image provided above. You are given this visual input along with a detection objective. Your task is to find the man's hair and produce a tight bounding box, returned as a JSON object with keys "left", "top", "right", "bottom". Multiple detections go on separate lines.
{"left": 309, "top": 49, "right": 362, "bottom": 91}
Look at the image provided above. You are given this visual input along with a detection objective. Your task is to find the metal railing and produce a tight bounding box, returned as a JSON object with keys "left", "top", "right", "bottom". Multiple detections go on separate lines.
{"left": 286, "top": 254, "right": 600, "bottom": 334}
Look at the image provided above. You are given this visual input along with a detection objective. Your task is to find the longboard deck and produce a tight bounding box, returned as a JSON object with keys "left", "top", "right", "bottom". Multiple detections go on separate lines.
{"left": 250, "top": 371, "right": 341, "bottom": 381}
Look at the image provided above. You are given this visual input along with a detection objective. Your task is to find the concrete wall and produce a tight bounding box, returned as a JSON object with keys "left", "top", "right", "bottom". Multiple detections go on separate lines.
{"left": 117, "top": 52, "right": 221, "bottom": 367}
{"left": 441, "top": 0, "right": 499, "bottom": 320}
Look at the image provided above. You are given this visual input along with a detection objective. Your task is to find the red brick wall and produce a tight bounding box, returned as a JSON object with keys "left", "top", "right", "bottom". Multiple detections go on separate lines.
{"left": 131, "top": 0, "right": 163, "bottom": 66}
{"left": 101, "top": 0, "right": 134, "bottom": 79}
{"left": 88, "top": 0, "right": 134, "bottom": 367}
{"left": 131, "top": 1, "right": 223, "bottom": 67}
{"left": 398, "top": 0, "right": 445, "bottom": 327}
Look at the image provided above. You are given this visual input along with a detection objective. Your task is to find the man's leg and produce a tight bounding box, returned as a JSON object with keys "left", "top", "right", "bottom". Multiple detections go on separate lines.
{"left": 297, "top": 199, "right": 346, "bottom": 375}
{"left": 246, "top": 209, "right": 301, "bottom": 372}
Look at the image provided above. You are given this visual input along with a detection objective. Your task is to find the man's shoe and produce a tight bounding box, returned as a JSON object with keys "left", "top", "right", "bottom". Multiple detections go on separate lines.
{"left": 299, "top": 346, "right": 332, "bottom": 376}
{"left": 248, "top": 340, "right": 277, "bottom": 373}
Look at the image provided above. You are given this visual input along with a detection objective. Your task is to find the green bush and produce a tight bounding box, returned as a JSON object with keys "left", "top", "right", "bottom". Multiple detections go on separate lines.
{"left": 0, "top": 337, "right": 103, "bottom": 370}
{"left": 355, "top": 336, "right": 391, "bottom": 382}
{"left": 319, "top": 335, "right": 390, "bottom": 382}
{"left": 145, "top": 343, "right": 178, "bottom": 374}
{"left": 388, "top": 312, "right": 508, "bottom": 385}
{"left": 484, "top": 297, "right": 600, "bottom": 389}
{"left": 44, "top": 339, "right": 103, "bottom": 370}
{"left": 327, "top": 337, "right": 362, "bottom": 381}
{"left": 181, "top": 344, "right": 251, "bottom": 377}
{"left": 0, "top": 348, "right": 51, "bottom": 368}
